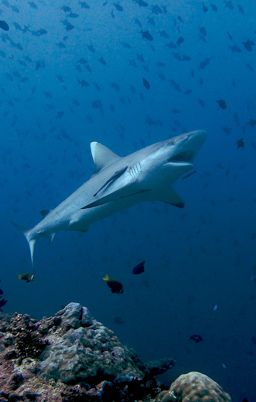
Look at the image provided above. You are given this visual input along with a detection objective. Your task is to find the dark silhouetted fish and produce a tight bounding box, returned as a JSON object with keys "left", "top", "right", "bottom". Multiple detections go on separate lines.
{"left": 134, "top": 0, "right": 148, "bottom": 7}
{"left": 69, "top": 12, "right": 79, "bottom": 18}
{"left": 217, "top": 99, "right": 227, "bottom": 109}
{"left": 190, "top": 334, "right": 203, "bottom": 343}
{"left": 243, "top": 39, "right": 255, "bottom": 52}
{"left": 177, "top": 36, "right": 184, "bottom": 46}
{"left": 225, "top": 1, "right": 234, "bottom": 10}
{"left": 159, "top": 30, "right": 169, "bottom": 39}
{"left": 103, "top": 275, "right": 124, "bottom": 294}
{"left": 132, "top": 261, "right": 145, "bottom": 274}
{"left": 143, "top": 78, "right": 150, "bottom": 89}
{"left": 238, "top": 5, "right": 245, "bottom": 14}
{"left": 79, "top": 1, "right": 90, "bottom": 8}
{"left": 62, "top": 6, "right": 71, "bottom": 12}
{"left": 98, "top": 57, "right": 106, "bottom": 65}
{"left": 113, "top": 3, "right": 123, "bottom": 11}
{"left": 199, "top": 57, "right": 210, "bottom": 69}
{"left": 170, "top": 80, "right": 181, "bottom": 92}
{"left": 18, "top": 273, "right": 35, "bottom": 283}
{"left": 141, "top": 30, "right": 153, "bottom": 41}
{"left": 202, "top": 3, "right": 208, "bottom": 12}
{"left": 29, "top": 1, "right": 38, "bottom": 9}
{"left": 230, "top": 44, "right": 242, "bottom": 53}
{"left": 249, "top": 119, "right": 256, "bottom": 127}
{"left": 122, "top": 42, "right": 132, "bottom": 49}
{"left": 87, "top": 44, "right": 95, "bottom": 53}
{"left": 236, "top": 138, "right": 244, "bottom": 149}
{"left": 0, "top": 21, "right": 9, "bottom": 31}
{"left": 151, "top": 5, "right": 162, "bottom": 14}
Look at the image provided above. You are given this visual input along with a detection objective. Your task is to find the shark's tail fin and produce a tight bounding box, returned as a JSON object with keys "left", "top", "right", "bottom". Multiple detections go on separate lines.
{"left": 11, "top": 222, "right": 36, "bottom": 267}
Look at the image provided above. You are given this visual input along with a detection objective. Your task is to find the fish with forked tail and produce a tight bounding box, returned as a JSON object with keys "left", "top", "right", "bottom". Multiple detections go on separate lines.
{"left": 12, "top": 130, "right": 206, "bottom": 267}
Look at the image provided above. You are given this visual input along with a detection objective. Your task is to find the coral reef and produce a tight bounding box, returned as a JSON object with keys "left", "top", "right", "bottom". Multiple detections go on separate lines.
{"left": 155, "top": 371, "right": 231, "bottom": 402}
{"left": 0, "top": 304, "right": 231, "bottom": 401}
{"left": 0, "top": 302, "right": 173, "bottom": 401}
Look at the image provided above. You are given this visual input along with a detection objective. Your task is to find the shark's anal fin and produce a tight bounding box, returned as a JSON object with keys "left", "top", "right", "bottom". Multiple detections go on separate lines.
{"left": 153, "top": 187, "right": 185, "bottom": 208}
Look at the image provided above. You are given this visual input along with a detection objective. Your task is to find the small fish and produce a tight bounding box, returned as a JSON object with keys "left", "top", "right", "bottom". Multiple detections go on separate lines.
{"left": 249, "top": 119, "right": 256, "bottom": 127}
{"left": 202, "top": 3, "right": 208, "bottom": 12}
{"left": 177, "top": 36, "right": 184, "bottom": 46}
{"left": 222, "top": 362, "right": 227, "bottom": 369}
{"left": 0, "top": 20, "right": 9, "bottom": 31}
{"left": 182, "top": 171, "right": 197, "bottom": 180}
{"left": 18, "top": 273, "right": 35, "bottom": 283}
{"left": 132, "top": 261, "right": 145, "bottom": 275}
{"left": 217, "top": 99, "right": 227, "bottom": 109}
{"left": 103, "top": 275, "right": 123, "bottom": 294}
{"left": 212, "top": 304, "right": 218, "bottom": 312}
{"left": 142, "top": 78, "right": 150, "bottom": 89}
{"left": 236, "top": 138, "right": 244, "bottom": 149}
{"left": 243, "top": 39, "right": 255, "bottom": 52}
{"left": 113, "top": 3, "right": 123, "bottom": 11}
{"left": 141, "top": 30, "right": 153, "bottom": 41}
{"left": 190, "top": 334, "right": 203, "bottom": 343}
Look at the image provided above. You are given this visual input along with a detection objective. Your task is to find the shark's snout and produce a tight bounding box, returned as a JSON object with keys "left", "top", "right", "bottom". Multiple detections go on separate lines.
{"left": 186, "top": 129, "right": 207, "bottom": 149}
{"left": 166, "top": 130, "right": 207, "bottom": 167}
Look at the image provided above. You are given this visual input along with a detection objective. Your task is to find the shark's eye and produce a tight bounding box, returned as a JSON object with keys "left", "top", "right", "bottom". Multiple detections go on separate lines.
{"left": 168, "top": 150, "right": 194, "bottom": 163}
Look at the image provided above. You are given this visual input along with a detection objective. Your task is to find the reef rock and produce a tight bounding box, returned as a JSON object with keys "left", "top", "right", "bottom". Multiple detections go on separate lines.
{"left": 155, "top": 371, "right": 231, "bottom": 401}
{"left": 40, "top": 302, "right": 146, "bottom": 383}
{"left": 0, "top": 302, "right": 174, "bottom": 401}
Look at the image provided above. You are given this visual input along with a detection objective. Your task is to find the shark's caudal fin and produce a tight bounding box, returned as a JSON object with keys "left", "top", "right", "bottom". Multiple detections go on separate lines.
{"left": 11, "top": 222, "right": 36, "bottom": 267}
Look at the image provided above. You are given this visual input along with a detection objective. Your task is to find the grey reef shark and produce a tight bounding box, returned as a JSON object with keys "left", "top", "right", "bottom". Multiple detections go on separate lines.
{"left": 13, "top": 130, "right": 206, "bottom": 266}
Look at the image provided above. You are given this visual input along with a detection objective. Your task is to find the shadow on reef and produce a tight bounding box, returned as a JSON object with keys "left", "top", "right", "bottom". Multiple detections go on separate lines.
{"left": 0, "top": 302, "right": 231, "bottom": 402}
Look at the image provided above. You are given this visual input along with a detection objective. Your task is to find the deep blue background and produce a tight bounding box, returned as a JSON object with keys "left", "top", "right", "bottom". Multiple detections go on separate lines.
{"left": 1, "top": 0, "right": 256, "bottom": 400}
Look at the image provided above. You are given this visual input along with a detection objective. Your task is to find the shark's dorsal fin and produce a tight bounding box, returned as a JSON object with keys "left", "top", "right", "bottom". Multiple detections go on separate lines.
{"left": 90, "top": 142, "right": 121, "bottom": 173}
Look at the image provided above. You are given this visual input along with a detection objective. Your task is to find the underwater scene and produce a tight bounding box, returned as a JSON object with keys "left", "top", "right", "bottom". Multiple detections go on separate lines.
{"left": 0, "top": 0, "right": 255, "bottom": 401}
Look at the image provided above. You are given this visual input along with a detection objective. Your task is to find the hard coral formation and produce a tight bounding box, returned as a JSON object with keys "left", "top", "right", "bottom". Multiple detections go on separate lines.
{"left": 0, "top": 304, "right": 231, "bottom": 402}
{"left": 40, "top": 302, "right": 146, "bottom": 383}
{"left": 0, "top": 302, "right": 173, "bottom": 401}
{"left": 155, "top": 371, "right": 231, "bottom": 402}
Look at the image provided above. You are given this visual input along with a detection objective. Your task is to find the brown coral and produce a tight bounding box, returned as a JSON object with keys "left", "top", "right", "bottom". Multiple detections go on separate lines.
{"left": 156, "top": 371, "right": 231, "bottom": 402}
{"left": 15, "top": 329, "right": 48, "bottom": 358}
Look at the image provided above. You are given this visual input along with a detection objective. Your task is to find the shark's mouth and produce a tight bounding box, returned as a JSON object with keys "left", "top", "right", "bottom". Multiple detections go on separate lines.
{"left": 168, "top": 150, "right": 194, "bottom": 164}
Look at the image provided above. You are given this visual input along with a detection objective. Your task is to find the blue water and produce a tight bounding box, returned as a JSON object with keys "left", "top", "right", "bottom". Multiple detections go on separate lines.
{"left": 1, "top": 0, "right": 256, "bottom": 400}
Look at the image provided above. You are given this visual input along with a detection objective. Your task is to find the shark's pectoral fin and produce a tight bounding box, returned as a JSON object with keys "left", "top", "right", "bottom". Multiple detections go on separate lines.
{"left": 151, "top": 187, "right": 185, "bottom": 208}
{"left": 159, "top": 187, "right": 185, "bottom": 208}
{"left": 93, "top": 167, "right": 128, "bottom": 196}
